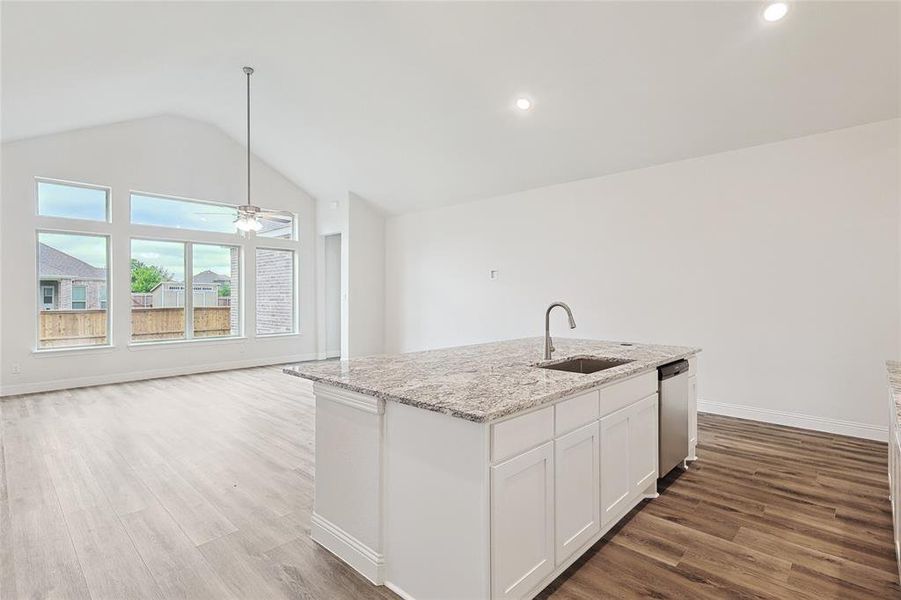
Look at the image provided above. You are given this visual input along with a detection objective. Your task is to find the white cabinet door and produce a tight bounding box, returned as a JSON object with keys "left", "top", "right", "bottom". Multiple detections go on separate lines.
{"left": 688, "top": 375, "right": 698, "bottom": 460}
{"left": 491, "top": 441, "right": 555, "bottom": 600}
{"left": 600, "top": 406, "right": 631, "bottom": 526}
{"left": 554, "top": 422, "right": 600, "bottom": 565}
{"left": 629, "top": 394, "right": 658, "bottom": 494}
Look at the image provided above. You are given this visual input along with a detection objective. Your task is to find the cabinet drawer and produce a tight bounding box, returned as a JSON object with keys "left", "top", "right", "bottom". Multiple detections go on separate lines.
{"left": 492, "top": 406, "right": 554, "bottom": 463}
{"left": 555, "top": 390, "right": 599, "bottom": 436}
{"left": 599, "top": 371, "right": 657, "bottom": 417}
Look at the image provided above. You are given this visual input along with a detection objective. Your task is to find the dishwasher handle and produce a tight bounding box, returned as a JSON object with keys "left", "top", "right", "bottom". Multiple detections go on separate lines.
{"left": 658, "top": 359, "right": 689, "bottom": 380}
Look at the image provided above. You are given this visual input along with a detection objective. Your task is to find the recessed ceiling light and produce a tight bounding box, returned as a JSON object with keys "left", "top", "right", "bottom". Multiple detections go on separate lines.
{"left": 515, "top": 97, "right": 532, "bottom": 111}
{"left": 763, "top": 2, "right": 788, "bottom": 22}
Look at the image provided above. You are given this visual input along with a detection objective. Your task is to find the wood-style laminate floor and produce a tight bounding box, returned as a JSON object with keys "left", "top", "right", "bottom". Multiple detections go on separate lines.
{"left": 1, "top": 366, "right": 898, "bottom": 599}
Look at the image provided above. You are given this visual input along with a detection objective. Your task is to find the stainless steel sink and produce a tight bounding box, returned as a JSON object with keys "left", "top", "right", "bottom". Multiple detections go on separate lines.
{"left": 537, "top": 356, "right": 633, "bottom": 374}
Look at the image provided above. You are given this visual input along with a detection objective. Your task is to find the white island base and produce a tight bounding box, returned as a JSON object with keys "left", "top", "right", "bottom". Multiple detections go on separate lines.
{"left": 303, "top": 357, "right": 698, "bottom": 600}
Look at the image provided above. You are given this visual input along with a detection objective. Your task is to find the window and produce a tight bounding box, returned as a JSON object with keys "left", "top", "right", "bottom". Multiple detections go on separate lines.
{"left": 72, "top": 285, "right": 87, "bottom": 309}
{"left": 37, "top": 180, "right": 109, "bottom": 222}
{"left": 37, "top": 232, "right": 109, "bottom": 349}
{"left": 130, "top": 239, "right": 186, "bottom": 342}
{"left": 256, "top": 248, "right": 295, "bottom": 335}
{"left": 131, "top": 193, "right": 237, "bottom": 234}
{"left": 99, "top": 287, "right": 107, "bottom": 310}
{"left": 192, "top": 244, "right": 240, "bottom": 338}
{"left": 130, "top": 240, "right": 242, "bottom": 342}
{"left": 41, "top": 285, "right": 55, "bottom": 307}
{"left": 256, "top": 214, "right": 295, "bottom": 240}
{"left": 130, "top": 192, "right": 296, "bottom": 240}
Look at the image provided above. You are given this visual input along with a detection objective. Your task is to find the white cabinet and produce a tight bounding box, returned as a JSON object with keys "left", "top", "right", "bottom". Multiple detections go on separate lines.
{"left": 600, "top": 394, "right": 659, "bottom": 526}
{"left": 554, "top": 422, "right": 600, "bottom": 565}
{"left": 688, "top": 374, "right": 698, "bottom": 460}
{"left": 600, "top": 405, "right": 632, "bottom": 525}
{"left": 630, "top": 394, "right": 658, "bottom": 492}
{"left": 490, "top": 441, "right": 555, "bottom": 600}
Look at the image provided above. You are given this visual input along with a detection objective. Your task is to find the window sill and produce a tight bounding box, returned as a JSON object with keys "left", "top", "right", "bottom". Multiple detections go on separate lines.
{"left": 127, "top": 336, "right": 247, "bottom": 351}
{"left": 32, "top": 344, "right": 115, "bottom": 357}
{"left": 255, "top": 332, "right": 302, "bottom": 339}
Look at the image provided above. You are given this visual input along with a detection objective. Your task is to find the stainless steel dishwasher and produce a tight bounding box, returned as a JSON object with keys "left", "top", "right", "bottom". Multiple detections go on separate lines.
{"left": 658, "top": 359, "right": 690, "bottom": 476}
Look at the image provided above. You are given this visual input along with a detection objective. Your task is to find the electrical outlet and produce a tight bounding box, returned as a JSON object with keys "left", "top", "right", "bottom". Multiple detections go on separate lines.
{"left": 11, "top": 363, "right": 21, "bottom": 375}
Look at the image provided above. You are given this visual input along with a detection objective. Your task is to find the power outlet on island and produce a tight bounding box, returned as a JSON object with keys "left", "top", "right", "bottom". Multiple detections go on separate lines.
{"left": 11, "top": 363, "right": 21, "bottom": 375}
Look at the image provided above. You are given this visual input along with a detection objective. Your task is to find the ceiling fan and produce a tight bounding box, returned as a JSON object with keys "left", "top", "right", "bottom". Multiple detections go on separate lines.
{"left": 233, "top": 66, "right": 293, "bottom": 234}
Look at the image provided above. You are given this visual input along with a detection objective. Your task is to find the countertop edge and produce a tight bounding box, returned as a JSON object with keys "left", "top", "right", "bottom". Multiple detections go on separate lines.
{"left": 284, "top": 348, "right": 700, "bottom": 423}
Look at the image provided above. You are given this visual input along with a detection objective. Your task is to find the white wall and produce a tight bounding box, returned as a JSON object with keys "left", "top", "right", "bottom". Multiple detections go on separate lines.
{"left": 324, "top": 233, "right": 342, "bottom": 357}
{"left": 346, "top": 192, "right": 385, "bottom": 358}
{"left": 0, "top": 115, "right": 319, "bottom": 395}
{"left": 385, "top": 119, "right": 900, "bottom": 437}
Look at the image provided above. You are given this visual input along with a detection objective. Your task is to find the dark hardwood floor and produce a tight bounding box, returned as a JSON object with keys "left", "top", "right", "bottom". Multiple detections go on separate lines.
{"left": 1, "top": 367, "right": 898, "bottom": 599}
{"left": 541, "top": 413, "right": 900, "bottom": 600}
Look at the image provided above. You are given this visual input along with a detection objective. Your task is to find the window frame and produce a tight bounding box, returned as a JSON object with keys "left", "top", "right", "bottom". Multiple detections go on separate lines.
{"left": 254, "top": 245, "right": 298, "bottom": 337}
{"left": 34, "top": 229, "right": 112, "bottom": 352}
{"left": 35, "top": 177, "right": 111, "bottom": 223}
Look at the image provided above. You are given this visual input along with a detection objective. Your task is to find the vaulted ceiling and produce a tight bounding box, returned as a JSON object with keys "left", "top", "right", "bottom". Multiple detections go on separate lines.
{"left": 2, "top": 1, "right": 898, "bottom": 213}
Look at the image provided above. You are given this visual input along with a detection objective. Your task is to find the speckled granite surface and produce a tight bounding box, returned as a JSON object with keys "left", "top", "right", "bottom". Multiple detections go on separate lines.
{"left": 284, "top": 337, "right": 699, "bottom": 422}
{"left": 887, "top": 361, "right": 901, "bottom": 425}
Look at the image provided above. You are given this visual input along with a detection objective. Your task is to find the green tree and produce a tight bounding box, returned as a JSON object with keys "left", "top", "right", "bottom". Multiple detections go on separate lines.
{"left": 218, "top": 282, "right": 231, "bottom": 297}
{"left": 131, "top": 259, "right": 171, "bottom": 293}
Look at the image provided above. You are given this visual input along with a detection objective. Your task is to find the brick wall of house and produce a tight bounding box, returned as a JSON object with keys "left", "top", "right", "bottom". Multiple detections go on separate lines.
{"left": 54, "top": 279, "right": 105, "bottom": 309}
{"left": 59, "top": 279, "right": 72, "bottom": 309}
{"left": 230, "top": 247, "right": 240, "bottom": 335}
{"left": 255, "top": 248, "right": 294, "bottom": 334}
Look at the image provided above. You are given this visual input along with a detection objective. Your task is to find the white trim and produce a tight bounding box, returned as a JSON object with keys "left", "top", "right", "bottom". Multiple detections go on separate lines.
{"left": 384, "top": 581, "right": 416, "bottom": 600}
{"left": 698, "top": 399, "right": 887, "bottom": 442}
{"left": 314, "top": 382, "right": 384, "bottom": 414}
{"left": 0, "top": 353, "right": 318, "bottom": 397}
{"left": 32, "top": 344, "right": 115, "bottom": 357}
{"left": 127, "top": 336, "right": 247, "bottom": 350}
{"left": 311, "top": 512, "right": 385, "bottom": 585}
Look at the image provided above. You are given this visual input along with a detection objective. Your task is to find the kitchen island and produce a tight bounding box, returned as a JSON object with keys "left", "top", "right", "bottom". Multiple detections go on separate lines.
{"left": 284, "top": 338, "right": 700, "bottom": 600}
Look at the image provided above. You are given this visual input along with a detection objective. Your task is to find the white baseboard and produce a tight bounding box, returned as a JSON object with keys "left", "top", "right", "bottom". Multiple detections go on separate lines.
{"left": 311, "top": 512, "right": 384, "bottom": 585}
{"left": 384, "top": 581, "right": 416, "bottom": 600}
{"left": 698, "top": 399, "right": 887, "bottom": 442}
{"left": 0, "top": 353, "right": 320, "bottom": 397}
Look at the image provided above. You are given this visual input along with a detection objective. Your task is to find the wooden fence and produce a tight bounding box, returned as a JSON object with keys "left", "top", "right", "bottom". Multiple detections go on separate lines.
{"left": 39, "top": 309, "right": 107, "bottom": 348}
{"left": 39, "top": 307, "right": 232, "bottom": 347}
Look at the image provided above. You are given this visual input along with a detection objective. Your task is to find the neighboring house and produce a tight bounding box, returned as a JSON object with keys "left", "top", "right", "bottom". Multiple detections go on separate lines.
{"left": 149, "top": 281, "right": 221, "bottom": 308}
{"left": 192, "top": 269, "right": 230, "bottom": 285}
{"left": 38, "top": 243, "right": 107, "bottom": 311}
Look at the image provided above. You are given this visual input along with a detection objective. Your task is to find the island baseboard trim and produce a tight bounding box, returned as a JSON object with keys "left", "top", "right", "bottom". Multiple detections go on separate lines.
{"left": 311, "top": 512, "right": 385, "bottom": 584}
{"left": 313, "top": 383, "right": 385, "bottom": 414}
{"left": 698, "top": 399, "right": 887, "bottom": 441}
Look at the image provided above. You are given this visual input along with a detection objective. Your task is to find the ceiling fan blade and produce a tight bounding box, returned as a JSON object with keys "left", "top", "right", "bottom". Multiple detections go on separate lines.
{"left": 257, "top": 210, "right": 293, "bottom": 220}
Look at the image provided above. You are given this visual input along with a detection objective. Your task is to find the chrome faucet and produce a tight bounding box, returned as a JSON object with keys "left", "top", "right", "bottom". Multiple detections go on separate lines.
{"left": 544, "top": 301, "right": 576, "bottom": 360}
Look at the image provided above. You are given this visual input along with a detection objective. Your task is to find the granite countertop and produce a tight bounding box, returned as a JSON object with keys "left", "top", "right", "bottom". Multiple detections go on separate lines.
{"left": 283, "top": 337, "right": 700, "bottom": 422}
{"left": 887, "top": 360, "right": 901, "bottom": 426}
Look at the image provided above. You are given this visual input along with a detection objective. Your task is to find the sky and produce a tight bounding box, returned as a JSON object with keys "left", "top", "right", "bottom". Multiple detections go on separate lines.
{"left": 38, "top": 181, "right": 108, "bottom": 221}
{"left": 39, "top": 232, "right": 107, "bottom": 269}
{"left": 131, "top": 240, "right": 234, "bottom": 282}
{"left": 131, "top": 194, "right": 237, "bottom": 233}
